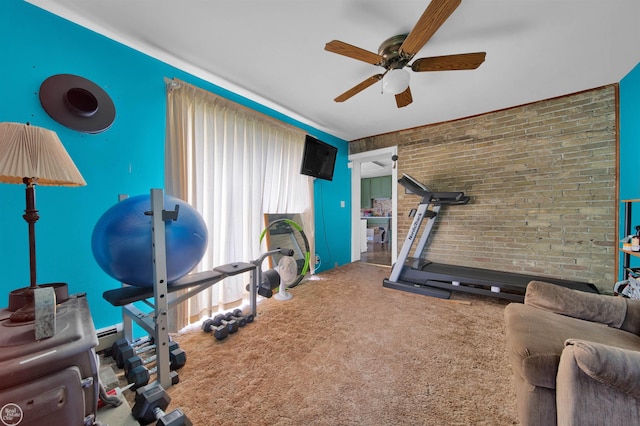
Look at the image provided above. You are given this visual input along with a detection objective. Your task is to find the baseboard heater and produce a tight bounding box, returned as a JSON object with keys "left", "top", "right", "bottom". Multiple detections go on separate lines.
{"left": 95, "top": 324, "right": 122, "bottom": 353}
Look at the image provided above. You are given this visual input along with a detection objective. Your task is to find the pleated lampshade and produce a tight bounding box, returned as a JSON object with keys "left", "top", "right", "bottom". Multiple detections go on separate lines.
{"left": 0, "top": 122, "right": 86, "bottom": 186}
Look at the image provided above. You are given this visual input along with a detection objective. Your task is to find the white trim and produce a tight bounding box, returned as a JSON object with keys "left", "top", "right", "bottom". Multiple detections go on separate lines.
{"left": 348, "top": 147, "right": 398, "bottom": 265}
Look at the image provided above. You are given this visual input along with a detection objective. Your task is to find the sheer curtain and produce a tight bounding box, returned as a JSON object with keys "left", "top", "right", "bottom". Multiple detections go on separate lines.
{"left": 165, "top": 78, "right": 314, "bottom": 328}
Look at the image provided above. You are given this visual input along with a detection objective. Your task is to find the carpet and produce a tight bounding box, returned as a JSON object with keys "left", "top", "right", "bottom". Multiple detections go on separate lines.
{"left": 167, "top": 262, "right": 519, "bottom": 425}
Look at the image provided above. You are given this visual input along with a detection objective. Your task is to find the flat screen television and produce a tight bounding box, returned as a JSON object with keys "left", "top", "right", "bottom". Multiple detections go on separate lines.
{"left": 300, "top": 135, "right": 338, "bottom": 181}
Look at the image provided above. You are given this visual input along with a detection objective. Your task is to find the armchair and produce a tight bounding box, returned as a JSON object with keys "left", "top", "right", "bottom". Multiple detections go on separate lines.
{"left": 504, "top": 281, "right": 640, "bottom": 425}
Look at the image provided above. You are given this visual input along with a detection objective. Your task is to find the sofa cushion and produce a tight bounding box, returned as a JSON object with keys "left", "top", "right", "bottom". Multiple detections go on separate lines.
{"left": 525, "top": 281, "right": 627, "bottom": 329}
{"left": 504, "top": 303, "right": 640, "bottom": 389}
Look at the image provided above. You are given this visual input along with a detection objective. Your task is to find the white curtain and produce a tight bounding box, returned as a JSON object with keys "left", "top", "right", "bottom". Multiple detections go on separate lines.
{"left": 165, "top": 78, "right": 314, "bottom": 327}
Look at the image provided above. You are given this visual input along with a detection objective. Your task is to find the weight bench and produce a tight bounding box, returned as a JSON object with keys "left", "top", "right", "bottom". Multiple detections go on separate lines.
{"left": 103, "top": 261, "right": 259, "bottom": 391}
{"left": 101, "top": 188, "right": 291, "bottom": 390}
{"left": 103, "top": 263, "right": 255, "bottom": 307}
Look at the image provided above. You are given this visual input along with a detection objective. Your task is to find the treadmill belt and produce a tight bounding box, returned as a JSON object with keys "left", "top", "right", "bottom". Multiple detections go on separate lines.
{"left": 417, "top": 261, "right": 599, "bottom": 294}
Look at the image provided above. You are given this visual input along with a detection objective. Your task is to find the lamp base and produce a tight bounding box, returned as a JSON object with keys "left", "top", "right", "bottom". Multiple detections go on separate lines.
{"left": 8, "top": 287, "right": 36, "bottom": 322}
{"left": 8, "top": 283, "right": 68, "bottom": 313}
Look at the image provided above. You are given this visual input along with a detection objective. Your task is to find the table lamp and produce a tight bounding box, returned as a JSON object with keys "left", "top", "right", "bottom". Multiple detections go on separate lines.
{"left": 0, "top": 122, "right": 86, "bottom": 322}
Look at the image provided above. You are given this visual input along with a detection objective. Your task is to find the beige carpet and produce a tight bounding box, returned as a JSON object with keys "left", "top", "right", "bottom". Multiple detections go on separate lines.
{"left": 167, "top": 263, "right": 519, "bottom": 425}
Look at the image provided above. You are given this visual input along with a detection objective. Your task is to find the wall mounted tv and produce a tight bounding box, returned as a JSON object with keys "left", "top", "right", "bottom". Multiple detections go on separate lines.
{"left": 300, "top": 135, "right": 338, "bottom": 181}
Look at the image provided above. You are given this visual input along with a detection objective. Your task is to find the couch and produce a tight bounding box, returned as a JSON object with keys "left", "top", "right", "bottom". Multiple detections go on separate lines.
{"left": 504, "top": 280, "right": 640, "bottom": 425}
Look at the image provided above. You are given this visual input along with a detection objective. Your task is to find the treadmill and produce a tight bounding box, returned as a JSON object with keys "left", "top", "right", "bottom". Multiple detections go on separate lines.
{"left": 382, "top": 174, "right": 599, "bottom": 302}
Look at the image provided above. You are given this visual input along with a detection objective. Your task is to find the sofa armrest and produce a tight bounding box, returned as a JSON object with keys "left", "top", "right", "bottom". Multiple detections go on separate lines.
{"left": 564, "top": 339, "right": 640, "bottom": 397}
{"left": 557, "top": 340, "right": 640, "bottom": 425}
{"left": 525, "top": 281, "right": 640, "bottom": 334}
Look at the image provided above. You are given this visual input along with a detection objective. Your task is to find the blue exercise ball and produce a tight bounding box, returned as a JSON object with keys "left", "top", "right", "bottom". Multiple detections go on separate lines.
{"left": 91, "top": 194, "right": 208, "bottom": 287}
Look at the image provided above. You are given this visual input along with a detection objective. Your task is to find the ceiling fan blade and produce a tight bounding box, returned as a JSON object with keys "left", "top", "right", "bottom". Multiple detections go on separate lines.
{"left": 334, "top": 74, "right": 383, "bottom": 102}
{"left": 412, "top": 52, "right": 486, "bottom": 72}
{"left": 325, "top": 40, "right": 384, "bottom": 65}
{"left": 395, "top": 86, "right": 413, "bottom": 108}
{"left": 399, "top": 0, "right": 462, "bottom": 56}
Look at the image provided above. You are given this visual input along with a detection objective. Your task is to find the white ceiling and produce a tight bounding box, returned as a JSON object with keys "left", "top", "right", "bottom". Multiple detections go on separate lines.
{"left": 27, "top": 0, "right": 640, "bottom": 142}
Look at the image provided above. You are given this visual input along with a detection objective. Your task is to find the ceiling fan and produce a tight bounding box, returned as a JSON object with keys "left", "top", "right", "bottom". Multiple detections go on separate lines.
{"left": 325, "top": 0, "right": 486, "bottom": 108}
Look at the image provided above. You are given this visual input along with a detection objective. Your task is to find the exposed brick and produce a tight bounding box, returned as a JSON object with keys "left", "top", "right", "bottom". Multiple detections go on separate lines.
{"left": 351, "top": 86, "right": 616, "bottom": 292}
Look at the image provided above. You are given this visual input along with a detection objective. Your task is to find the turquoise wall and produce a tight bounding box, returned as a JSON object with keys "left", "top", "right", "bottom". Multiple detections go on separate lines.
{"left": 0, "top": 0, "right": 350, "bottom": 329}
{"left": 312, "top": 173, "right": 351, "bottom": 270}
{"left": 619, "top": 62, "right": 640, "bottom": 278}
{"left": 620, "top": 63, "right": 640, "bottom": 199}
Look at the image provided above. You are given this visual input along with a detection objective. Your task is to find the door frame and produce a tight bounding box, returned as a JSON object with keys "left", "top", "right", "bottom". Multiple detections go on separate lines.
{"left": 348, "top": 146, "right": 398, "bottom": 264}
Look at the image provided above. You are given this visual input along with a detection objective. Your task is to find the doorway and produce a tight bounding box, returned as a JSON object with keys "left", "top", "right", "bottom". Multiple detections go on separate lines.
{"left": 349, "top": 147, "right": 398, "bottom": 266}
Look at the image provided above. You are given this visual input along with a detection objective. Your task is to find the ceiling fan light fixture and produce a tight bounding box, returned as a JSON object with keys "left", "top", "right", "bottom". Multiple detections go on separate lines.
{"left": 382, "top": 69, "right": 410, "bottom": 95}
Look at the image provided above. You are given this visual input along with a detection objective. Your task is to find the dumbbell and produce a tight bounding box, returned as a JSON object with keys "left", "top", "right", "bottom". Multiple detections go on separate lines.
{"left": 126, "top": 347, "right": 186, "bottom": 389}
{"left": 202, "top": 319, "right": 229, "bottom": 340}
{"left": 225, "top": 308, "right": 255, "bottom": 326}
{"left": 213, "top": 314, "right": 239, "bottom": 333}
{"left": 222, "top": 311, "right": 246, "bottom": 327}
{"left": 124, "top": 341, "right": 183, "bottom": 375}
{"left": 111, "top": 336, "right": 153, "bottom": 367}
{"left": 127, "top": 365, "right": 181, "bottom": 391}
{"left": 131, "top": 383, "right": 192, "bottom": 425}
{"left": 203, "top": 314, "right": 239, "bottom": 335}
{"left": 116, "top": 339, "right": 166, "bottom": 369}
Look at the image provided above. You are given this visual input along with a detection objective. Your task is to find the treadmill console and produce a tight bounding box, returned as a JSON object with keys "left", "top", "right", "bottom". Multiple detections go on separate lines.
{"left": 398, "top": 174, "right": 469, "bottom": 205}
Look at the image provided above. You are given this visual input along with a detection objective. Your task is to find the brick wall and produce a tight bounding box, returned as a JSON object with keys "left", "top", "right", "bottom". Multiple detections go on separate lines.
{"left": 351, "top": 86, "right": 617, "bottom": 292}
